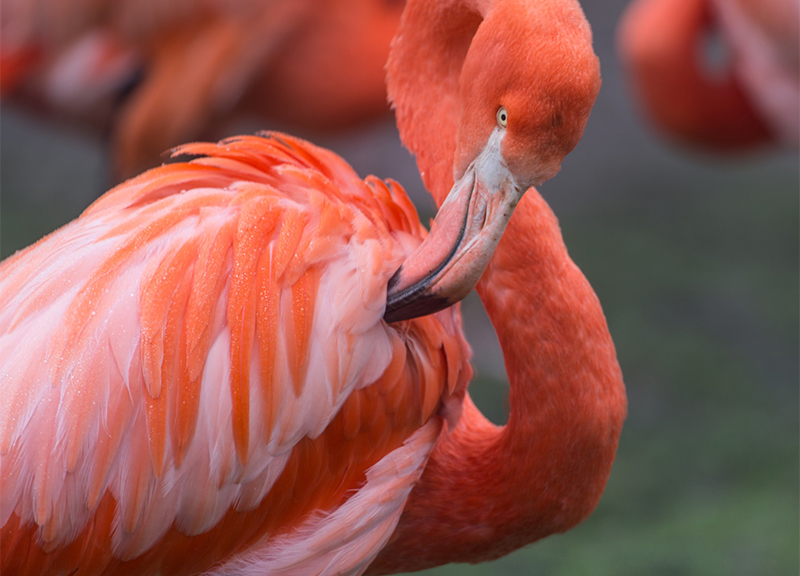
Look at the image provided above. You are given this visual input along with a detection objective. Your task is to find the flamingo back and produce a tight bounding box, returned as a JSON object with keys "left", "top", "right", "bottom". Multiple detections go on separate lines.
{"left": 0, "top": 133, "right": 472, "bottom": 575}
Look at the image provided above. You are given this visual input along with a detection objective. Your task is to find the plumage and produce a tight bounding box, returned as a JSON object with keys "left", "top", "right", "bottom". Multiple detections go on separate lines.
{"left": 0, "top": 134, "right": 472, "bottom": 575}
{"left": 1, "top": 0, "right": 626, "bottom": 574}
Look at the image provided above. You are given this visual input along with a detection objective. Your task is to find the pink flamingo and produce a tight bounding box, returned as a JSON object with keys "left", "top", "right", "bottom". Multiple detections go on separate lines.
{"left": 618, "top": 0, "right": 799, "bottom": 150}
{"left": 0, "top": 0, "right": 626, "bottom": 574}
{"left": 0, "top": 0, "right": 404, "bottom": 177}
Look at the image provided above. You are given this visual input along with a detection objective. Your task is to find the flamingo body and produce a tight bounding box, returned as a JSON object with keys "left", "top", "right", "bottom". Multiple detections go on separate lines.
{"left": 0, "top": 0, "right": 404, "bottom": 176}
{"left": 1, "top": 0, "right": 626, "bottom": 573}
{"left": 0, "top": 134, "right": 471, "bottom": 575}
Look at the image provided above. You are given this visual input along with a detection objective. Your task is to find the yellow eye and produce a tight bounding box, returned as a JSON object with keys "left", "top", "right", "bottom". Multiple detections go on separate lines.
{"left": 496, "top": 106, "right": 508, "bottom": 128}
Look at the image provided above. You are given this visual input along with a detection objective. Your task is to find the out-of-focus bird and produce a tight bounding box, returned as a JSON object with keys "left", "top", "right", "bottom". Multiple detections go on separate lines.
{"left": 0, "top": 0, "right": 404, "bottom": 177}
{"left": 618, "top": 0, "right": 799, "bottom": 150}
{"left": 0, "top": 0, "right": 626, "bottom": 574}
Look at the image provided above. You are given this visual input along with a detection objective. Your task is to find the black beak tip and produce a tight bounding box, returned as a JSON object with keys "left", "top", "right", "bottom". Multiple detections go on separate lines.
{"left": 383, "top": 292, "right": 453, "bottom": 323}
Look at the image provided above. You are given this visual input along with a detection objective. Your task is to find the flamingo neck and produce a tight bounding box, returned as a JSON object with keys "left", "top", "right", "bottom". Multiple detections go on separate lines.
{"left": 386, "top": 0, "right": 482, "bottom": 204}
{"left": 374, "top": 0, "right": 624, "bottom": 570}
{"left": 369, "top": 191, "right": 627, "bottom": 573}
{"left": 619, "top": 0, "right": 771, "bottom": 149}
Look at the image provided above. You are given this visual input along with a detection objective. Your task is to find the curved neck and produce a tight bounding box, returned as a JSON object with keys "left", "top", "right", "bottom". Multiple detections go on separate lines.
{"left": 386, "top": 0, "right": 482, "bottom": 204}
{"left": 371, "top": 0, "right": 625, "bottom": 571}
{"left": 369, "top": 191, "right": 626, "bottom": 574}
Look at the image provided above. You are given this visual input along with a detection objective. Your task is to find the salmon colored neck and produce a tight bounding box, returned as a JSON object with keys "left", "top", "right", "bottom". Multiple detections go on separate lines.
{"left": 372, "top": 0, "right": 625, "bottom": 570}
{"left": 371, "top": 188, "right": 627, "bottom": 573}
{"left": 387, "top": 0, "right": 479, "bottom": 205}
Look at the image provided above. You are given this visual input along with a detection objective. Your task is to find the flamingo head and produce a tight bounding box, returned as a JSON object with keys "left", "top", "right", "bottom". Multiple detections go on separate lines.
{"left": 385, "top": 0, "right": 600, "bottom": 322}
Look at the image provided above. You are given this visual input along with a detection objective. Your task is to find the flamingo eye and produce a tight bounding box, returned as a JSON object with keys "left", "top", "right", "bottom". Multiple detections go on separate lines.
{"left": 496, "top": 106, "right": 508, "bottom": 128}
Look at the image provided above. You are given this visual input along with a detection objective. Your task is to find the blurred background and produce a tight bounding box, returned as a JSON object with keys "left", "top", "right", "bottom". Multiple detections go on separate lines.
{"left": 1, "top": 0, "right": 797, "bottom": 574}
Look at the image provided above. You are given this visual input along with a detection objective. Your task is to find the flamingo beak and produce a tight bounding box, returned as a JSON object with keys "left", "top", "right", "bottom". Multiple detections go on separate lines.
{"left": 384, "top": 130, "right": 523, "bottom": 323}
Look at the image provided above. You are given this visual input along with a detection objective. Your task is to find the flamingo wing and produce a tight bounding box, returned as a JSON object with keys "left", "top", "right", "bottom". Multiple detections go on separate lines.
{"left": 0, "top": 133, "right": 471, "bottom": 575}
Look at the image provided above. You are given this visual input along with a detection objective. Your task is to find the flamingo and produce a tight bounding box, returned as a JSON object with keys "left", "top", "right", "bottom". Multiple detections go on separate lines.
{"left": 0, "top": 0, "right": 404, "bottom": 177}
{"left": 617, "top": 0, "right": 800, "bottom": 150}
{"left": 0, "top": 0, "right": 627, "bottom": 574}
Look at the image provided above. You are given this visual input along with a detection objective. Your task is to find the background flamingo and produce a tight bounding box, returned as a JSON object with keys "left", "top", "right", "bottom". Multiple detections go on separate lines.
{"left": 0, "top": 0, "right": 404, "bottom": 177}
{"left": 0, "top": 0, "right": 627, "bottom": 574}
{"left": 2, "top": 1, "right": 797, "bottom": 575}
{"left": 617, "top": 0, "right": 799, "bottom": 150}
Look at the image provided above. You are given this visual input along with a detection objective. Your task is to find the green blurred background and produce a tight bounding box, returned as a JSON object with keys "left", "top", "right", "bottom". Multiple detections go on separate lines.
{"left": 1, "top": 0, "right": 797, "bottom": 574}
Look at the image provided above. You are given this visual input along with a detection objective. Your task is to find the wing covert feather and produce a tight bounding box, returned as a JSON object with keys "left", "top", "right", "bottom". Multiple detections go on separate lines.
{"left": 0, "top": 133, "right": 472, "bottom": 575}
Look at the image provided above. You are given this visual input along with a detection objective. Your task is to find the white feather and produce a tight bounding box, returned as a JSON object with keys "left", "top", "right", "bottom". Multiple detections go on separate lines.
{"left": 204, "top": 420, "right": 441, "bottom": 576}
